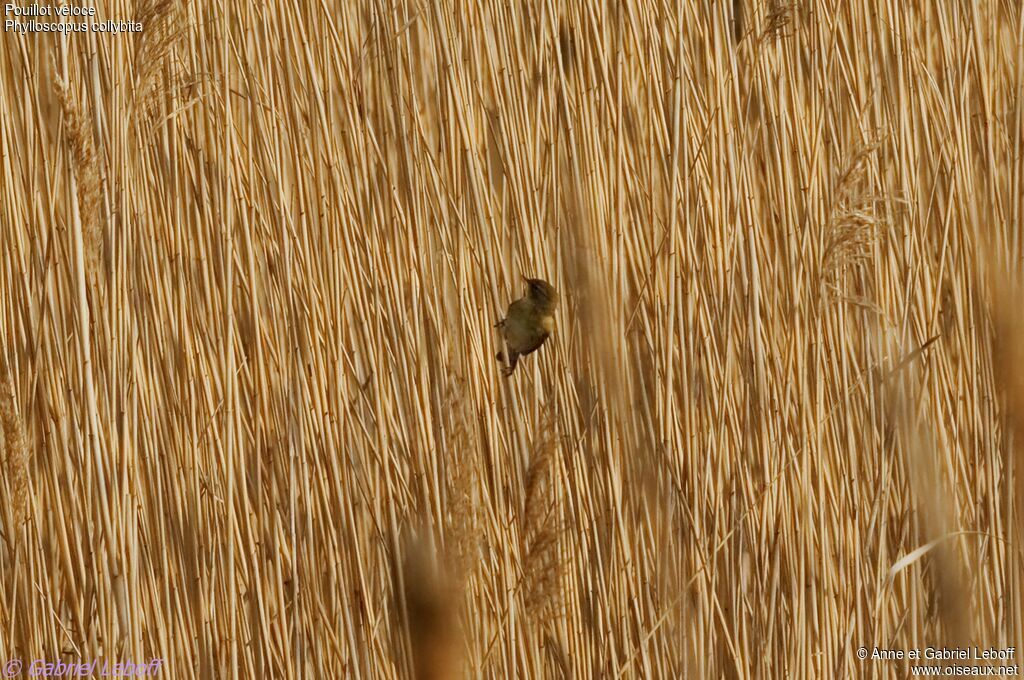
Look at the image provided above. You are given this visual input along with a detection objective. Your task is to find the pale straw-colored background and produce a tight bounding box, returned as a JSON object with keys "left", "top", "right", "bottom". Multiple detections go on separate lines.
{"left": 1, "top": 1, "right": 1023, "bottom": 677}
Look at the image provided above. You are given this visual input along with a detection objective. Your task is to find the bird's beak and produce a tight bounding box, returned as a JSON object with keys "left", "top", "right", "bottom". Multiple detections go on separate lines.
{"left": 520, "top": 275, "right": 530, "bottom": 283}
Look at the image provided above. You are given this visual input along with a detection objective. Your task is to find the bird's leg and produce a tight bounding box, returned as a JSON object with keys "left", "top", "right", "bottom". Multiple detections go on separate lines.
{"left": 501, "top": 351, "right": 519, "bottom": 377}
{"left": 495, "top": 318, "right": 508, "bottom": 373}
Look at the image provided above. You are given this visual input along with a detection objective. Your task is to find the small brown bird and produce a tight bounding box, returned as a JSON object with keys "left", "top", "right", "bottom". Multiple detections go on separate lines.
{"left": 495, "top": 276, "right": 558, "bottom": 377}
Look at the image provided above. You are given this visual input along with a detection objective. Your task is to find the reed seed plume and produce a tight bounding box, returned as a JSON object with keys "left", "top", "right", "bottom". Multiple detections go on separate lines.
{"left": 52, "top": 69, "right": 102, "bottom": 280}
{"left": 518, "top": 413, "right": 570, "bottom": 678}
{"left": 759, "top": 2, "right": 799, "bottom": 44}
{"left": 442, "top": 390, "right": 479, "bottom": 591}
{"left": 820, "top": 140, "right": 890, "bottom": 304}
{"left": 132, "top": 0, "right": 181, "bottom": 129}
{"left": 520, "top": 417, "right": 564, "bottom": 622}
{"left": 0, "top": 354, "right": 29, "bottom": 531}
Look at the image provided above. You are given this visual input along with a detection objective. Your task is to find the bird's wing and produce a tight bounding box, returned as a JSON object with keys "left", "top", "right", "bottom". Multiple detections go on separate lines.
{"left": 518, "top": 331, "right": 549, "bottom": 356}
{"left": 508, "top": 298, "right": 532, "bottom": 316}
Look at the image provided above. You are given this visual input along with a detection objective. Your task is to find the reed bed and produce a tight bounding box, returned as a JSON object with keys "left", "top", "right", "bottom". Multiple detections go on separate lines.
{"left": 1, "top": 0, "right": 1022, "bottom": 677}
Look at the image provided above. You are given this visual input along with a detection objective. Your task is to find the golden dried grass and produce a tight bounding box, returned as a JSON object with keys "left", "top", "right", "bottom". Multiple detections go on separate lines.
{"left": 0, "top": 0, "right": 1022, "bottom": 677}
